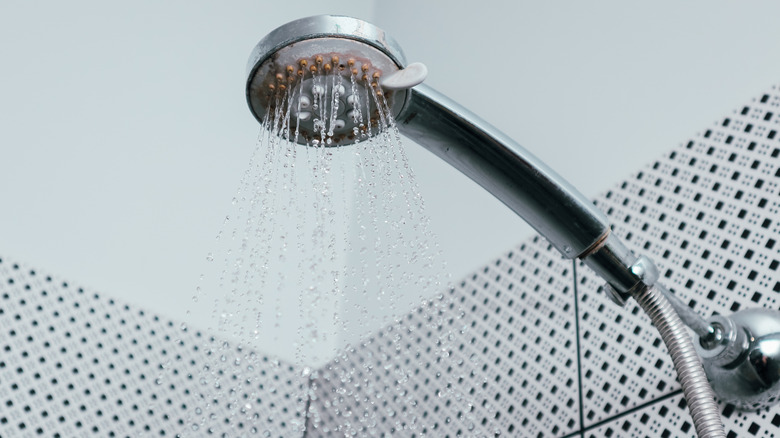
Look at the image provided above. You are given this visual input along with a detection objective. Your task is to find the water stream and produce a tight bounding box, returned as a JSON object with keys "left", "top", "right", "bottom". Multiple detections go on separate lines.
{"left": 173, "top": 73, "right": 491, "bottom": 436}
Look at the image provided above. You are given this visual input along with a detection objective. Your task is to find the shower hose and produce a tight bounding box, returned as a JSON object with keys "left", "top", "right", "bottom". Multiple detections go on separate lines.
{"left": 632, "top": 285, "right": 726, "bottom": 438}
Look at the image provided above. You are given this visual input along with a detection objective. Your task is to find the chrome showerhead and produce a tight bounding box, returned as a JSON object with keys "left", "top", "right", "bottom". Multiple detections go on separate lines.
{"left": 245, "top": 15, "right": 427, "bottom": 146}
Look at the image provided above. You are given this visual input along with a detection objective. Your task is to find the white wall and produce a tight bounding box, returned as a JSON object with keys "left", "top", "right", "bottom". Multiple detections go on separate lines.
{"left": 2, "top": 1, "right": 780, "bottom": 366}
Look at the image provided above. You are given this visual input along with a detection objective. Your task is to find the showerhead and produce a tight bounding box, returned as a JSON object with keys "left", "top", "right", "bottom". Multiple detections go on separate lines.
{"left": 245, "top": 15, "right": 426, "bottom": 146}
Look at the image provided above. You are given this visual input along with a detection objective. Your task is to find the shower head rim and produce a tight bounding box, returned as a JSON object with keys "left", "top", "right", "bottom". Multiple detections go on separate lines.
{"left": 245, "top": 15, "right": 408, "bottom": 80}
{"left": 245, "top": 15, "right": 411, "bottom": 145}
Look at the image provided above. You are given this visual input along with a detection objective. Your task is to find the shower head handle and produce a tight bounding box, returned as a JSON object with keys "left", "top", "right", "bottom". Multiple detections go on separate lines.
{"left": 396, "top": 84, "right": 610, "bottom": 260}
{"left": 396, "top": 85, "right": 650, "bottom": 300}
{"left": 246, "top": 14, "right": 655, "bottom": 297}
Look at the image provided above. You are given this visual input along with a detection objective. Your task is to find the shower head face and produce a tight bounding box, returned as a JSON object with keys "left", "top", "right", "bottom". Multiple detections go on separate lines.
{"left": 246, "top": 15, "right": 409, "bottom": 146}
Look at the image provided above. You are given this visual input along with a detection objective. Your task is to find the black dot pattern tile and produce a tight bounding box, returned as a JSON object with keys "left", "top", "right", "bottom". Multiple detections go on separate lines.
{"left": 310, "top": 235, "right": 579, "bottom": 437}
{"left": 0, "top": 259, "right": 307, "bottom": 438}
{"left": 576, "top": 84, "right": 780, "bottom": 433}
{"left": 585, "top": 392, "right": 780, "bottom": 438}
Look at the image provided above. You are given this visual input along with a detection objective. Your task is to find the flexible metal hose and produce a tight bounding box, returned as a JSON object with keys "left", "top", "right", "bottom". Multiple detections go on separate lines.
{"left": 632, "top": 284, "right": 726, "bottom": 438}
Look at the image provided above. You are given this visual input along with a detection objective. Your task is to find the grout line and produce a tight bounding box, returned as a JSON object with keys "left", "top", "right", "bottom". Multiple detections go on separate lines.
{"left": 302, "top": 377, "right": 313, "bottom": 438}
{"left": 579, "top": 389, "right": 684, "bottom": 434}
{"left": 571, "top": 261, "right": 586, "bottom": 438}
{"left": 568, "top": 262, "right": 683, "bottom": 436}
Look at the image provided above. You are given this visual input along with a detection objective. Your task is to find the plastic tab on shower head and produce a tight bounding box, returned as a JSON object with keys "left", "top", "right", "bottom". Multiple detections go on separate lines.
{"left": 379, "top": 62, "right": 428, "bottom": 90}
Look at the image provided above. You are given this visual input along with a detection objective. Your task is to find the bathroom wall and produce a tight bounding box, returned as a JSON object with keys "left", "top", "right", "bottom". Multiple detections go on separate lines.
{"left": 2, "top": 1, "right": 780, "bottom": 366}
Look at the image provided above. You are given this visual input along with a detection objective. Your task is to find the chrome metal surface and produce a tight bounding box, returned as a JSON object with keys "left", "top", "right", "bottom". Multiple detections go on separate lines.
{"left": 245, "top": 15, "right": 407, "bottom": 78}
{"left": 245, "top": 15, "right": 410, "bottom": 146}
{"left": 396, "top": 84, "right": 611, "bottom": 258}
{"left": 696, "top": 309, "right": 780, "bottom": 410}
{"left": 581, "top": 234, "right": 641, "bottom": 298}
{"left": 603, "top": 283, "right": 628, "bottom": 307}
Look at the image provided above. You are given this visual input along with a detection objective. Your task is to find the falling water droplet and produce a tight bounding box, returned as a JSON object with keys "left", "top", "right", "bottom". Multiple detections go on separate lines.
{"left": 184, "top": 73, "right": 456, "bottom": 435}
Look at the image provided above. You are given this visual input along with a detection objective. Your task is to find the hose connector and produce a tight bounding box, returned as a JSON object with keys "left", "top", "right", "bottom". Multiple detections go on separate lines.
{"left": 581, "top": 232, "right": 659, "bottom": 306}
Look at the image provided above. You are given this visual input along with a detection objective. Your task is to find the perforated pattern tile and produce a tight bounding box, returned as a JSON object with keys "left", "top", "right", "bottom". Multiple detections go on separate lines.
{"left": 585, "top": 393, "right": 780, "bottom": 438}
{"left": 3, "top": 84, "right": 780, "bottom": 437}
{"left": 575, "top": 84, "right": 780, "bottom": 433}
{"left": 310, "top": 235, "right": 579, "bottom": 437}
{"left": 584, "top": 394, "right": 693, "bottom": 438}
{"left": 0, "top": 258, "right": 307, "bottom": 438}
